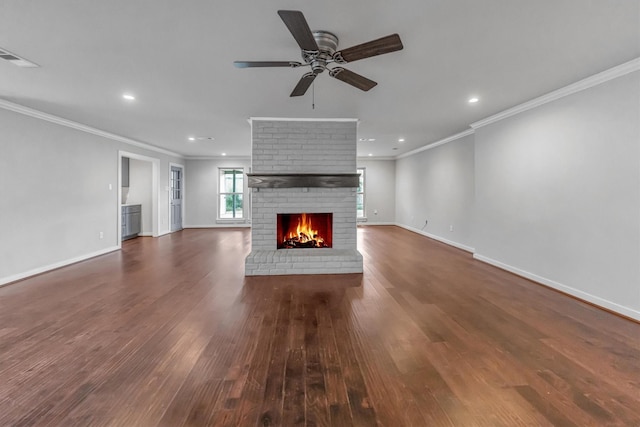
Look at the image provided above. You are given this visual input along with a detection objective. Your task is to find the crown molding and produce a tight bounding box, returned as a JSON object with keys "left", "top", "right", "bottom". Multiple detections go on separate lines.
{"left": 184, "top": 155, "right": 250, "bottom": 161}
{"left": 395, "top": 129, "right": 475, "bottom": 159}
{"left": 249, "top": 117, "right": 358, "bottom": 123}
{"left": 0, "top": 98, "right": 184, "bottom": 158}
{"left": 357, "top": 156, "right": 396, "bottom": 161}
{"left": 470, "top": 57, "right": 640, "bottom": 129}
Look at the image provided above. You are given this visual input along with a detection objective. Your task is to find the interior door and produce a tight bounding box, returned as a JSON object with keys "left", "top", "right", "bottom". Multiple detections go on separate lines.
{"left": 170, "top": 166, "right": 183, "bottom": 232}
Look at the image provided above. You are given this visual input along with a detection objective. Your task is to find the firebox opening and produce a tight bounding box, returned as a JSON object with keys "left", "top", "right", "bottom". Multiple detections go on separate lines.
{"left": 277, "top": 213, "right": 333, "bottom": 249}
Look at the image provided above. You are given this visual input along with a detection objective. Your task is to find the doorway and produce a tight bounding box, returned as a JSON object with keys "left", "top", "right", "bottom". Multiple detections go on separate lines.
{"left": 118, "top": 151, "right": 160, "bottom": 244}
{"left": 170, "top": 164, "right": 184, "bottom": 232}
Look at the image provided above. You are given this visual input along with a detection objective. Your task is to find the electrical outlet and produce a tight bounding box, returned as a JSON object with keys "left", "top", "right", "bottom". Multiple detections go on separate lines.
{"left": 99, "top": 231, "right": 104, "bottom": 239}
{"left": 374, "top": 209, "right": 378, "bottom": 215}
{"left": 449, "top": 225, "right": 454, "bottom": 232}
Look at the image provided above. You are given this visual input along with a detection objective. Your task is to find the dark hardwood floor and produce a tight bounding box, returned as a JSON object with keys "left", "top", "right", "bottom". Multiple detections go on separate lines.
{"left": 0, "top": 226, "right": 639, "bottom": 426}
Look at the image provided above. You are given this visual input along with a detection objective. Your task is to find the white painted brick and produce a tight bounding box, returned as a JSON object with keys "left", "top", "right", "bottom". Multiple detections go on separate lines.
{"left": 249, "top": 119, "right": 360, "bottom": 274}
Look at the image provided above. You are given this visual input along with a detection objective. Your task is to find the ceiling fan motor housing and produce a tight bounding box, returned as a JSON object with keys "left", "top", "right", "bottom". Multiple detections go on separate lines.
{"left": 305, "top": 31, "right": 338, "bottom": 74}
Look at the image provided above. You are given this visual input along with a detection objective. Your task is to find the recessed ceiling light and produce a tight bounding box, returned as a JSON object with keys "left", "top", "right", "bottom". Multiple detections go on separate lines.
{"left": 122, "top": 93, "right": 135, "bottom": 101}
{"left": 368, "top": 153, "right": 373, "bottom": 157}
{"left": 368, "top": 138, "right": 375, "bottom": 142}
{"left": 221, "top": 153, "right": 227, "bottom": 156}
{"left": 359, "top": 138, "right": 367, "bottom": 142}
{"left": 468, "top": 97, "right": 479, "bottom": 103}
{"left": 398, "top": 138, "right": 405, "bottom": 142}
{"left": 188, "top": 137, "right": 196, "bottom": 141}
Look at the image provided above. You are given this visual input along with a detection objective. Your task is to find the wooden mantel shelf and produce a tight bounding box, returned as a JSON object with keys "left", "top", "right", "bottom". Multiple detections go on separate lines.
{"left": 247, "top": 173, "right": 360, "bottom": 188}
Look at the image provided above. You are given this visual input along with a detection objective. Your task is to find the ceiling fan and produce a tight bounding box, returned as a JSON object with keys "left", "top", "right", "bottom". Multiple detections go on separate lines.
{"left": 234, "top": 10, "right": 403, "bottom": 97}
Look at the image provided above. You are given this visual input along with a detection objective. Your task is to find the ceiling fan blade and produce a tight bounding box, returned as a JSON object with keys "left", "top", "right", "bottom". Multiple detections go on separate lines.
{"left": 329, "top": 67, "right": 377, "bottom": 91}
{"left": 334, "top": 34, "right": 403, "bottom": 63}
{"left": 290, "top": 72, "right": 317, "bottom": 97}
{"left": 234, "top": 61, "right": 302, "bottom": 68}
{"left": 277, "top": 10, "right": 319, "bottom": 52}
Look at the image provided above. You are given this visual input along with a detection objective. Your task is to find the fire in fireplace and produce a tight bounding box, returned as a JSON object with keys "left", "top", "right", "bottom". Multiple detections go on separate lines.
{"left": 277, "top": 213, "right": 332, "bottom": 249}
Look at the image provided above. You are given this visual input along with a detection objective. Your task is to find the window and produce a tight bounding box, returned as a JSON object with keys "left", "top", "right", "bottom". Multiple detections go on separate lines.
{"left": 219, "top": 168, "right": 243, "bottom": 219}
{"left": 357, "top": 168, "right": 365, "bottom": 218}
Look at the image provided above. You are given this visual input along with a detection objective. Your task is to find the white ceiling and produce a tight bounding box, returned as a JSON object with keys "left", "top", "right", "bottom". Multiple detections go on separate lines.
{"left": 1, "top": 1, "right": 638, "bottom": 158}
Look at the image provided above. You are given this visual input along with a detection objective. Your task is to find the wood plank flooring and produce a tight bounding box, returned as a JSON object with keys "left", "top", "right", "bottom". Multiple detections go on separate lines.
{"left": 0, "top": 226, "right": 639, "bottom": 426}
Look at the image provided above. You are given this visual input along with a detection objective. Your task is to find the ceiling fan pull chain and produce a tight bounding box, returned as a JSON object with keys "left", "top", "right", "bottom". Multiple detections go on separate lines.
{"left": 312, "top": 80, "right": 315, "bottom": 110}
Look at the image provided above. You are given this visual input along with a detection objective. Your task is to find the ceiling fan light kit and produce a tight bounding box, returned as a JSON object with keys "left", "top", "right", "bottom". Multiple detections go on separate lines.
{"left": 233, "top": 10, "right": 403, "bottom": 97}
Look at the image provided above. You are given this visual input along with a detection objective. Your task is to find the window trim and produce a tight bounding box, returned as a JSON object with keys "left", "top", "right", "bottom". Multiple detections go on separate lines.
{"left": 218, "top": 167, "right": 245, "bottom": 220}
{"left": 357, "top": 167, "right": 365, "bottom": 219}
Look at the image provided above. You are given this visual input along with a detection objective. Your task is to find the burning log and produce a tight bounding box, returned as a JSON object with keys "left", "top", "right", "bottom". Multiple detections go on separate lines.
{"left": 281, "top": 236, "right": 328, "bottom": 249}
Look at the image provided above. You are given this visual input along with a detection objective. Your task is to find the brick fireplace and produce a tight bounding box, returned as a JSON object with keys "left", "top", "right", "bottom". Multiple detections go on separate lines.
{"left": 244, "top": 118, "right": 363, "bottom": 276}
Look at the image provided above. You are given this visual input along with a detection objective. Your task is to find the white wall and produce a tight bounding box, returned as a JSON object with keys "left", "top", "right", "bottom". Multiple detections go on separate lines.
{"left": 126, "top": 158, "right": 153, "bottom": 235}
{"left": 393, "top": 68, "right": 639, "bottom": 320}
{"left": 473, "top": 71, "right": 640, "bottom": 318}
{"left": 0, "top": 106, "right": 182, "bottom": 285}
{"left": 184, "top": 158, "right": 251, "bottom": 227}
{"left": 357, "top": 159, "right": 396, "bottom": 224}
{"left": 395, "top": 134, "right": 476, "bottom": 252}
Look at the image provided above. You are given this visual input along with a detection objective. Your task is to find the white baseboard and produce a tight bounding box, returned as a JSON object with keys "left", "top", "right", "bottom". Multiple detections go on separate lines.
{"left": 0, "top": 246, "right": 120, "bottom": 287}
{"left": 358, "top": 221, "right": 396, "bottom": 226}
{"left": 396, "top": 222, "right": 639, "bottom": 321}
{"left": 396, "top": 223, "right": 475, "bottom": 253}
{"left": 473, "top": 253, "right": 640, "bottom": 322}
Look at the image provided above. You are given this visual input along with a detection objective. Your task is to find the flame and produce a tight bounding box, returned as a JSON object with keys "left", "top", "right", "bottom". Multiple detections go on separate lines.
{"left": 286, "top": 213, "right": 325, "bottom": 246}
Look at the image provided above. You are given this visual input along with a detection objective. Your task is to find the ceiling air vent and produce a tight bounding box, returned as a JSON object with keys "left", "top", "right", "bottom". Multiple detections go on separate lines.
{"left": 0, "top": 47, "right": 39, "bottom": 68}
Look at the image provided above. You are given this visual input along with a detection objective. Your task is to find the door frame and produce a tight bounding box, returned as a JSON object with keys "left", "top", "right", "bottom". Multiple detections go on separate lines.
{"left": 169, "top": 162, "right": 185, "bottom": 232}
{"left": 118, "top": 150, "right": 161, "bottom": 245}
